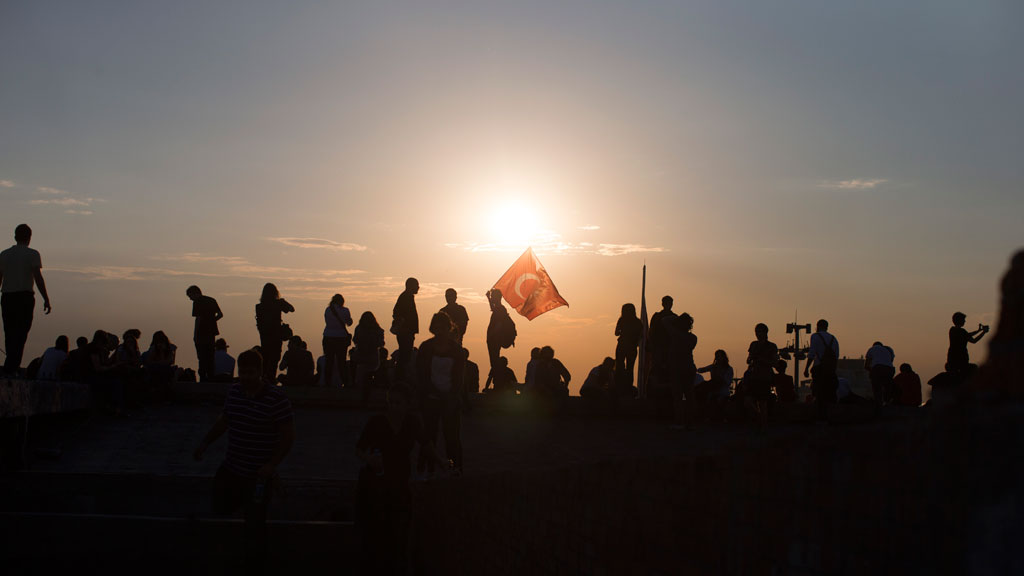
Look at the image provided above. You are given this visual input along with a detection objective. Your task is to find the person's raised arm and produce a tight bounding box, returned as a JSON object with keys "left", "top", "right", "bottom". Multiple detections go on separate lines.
{"left": 281, "top": 299, "right": 295, "bottom": 314}
{"left": 32, "top": 268, "right": 51, "bottom": 314}
{"left": 194, "top": 413, "right": 228, "bottom": 460}
{"left": 968, "top": 326, "right": 989, "bottom": 343}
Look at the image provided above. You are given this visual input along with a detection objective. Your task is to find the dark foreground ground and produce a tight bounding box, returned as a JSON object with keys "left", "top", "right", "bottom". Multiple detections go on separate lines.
{"left": 1, "top": 381, "right": 1021, "bottom": 575}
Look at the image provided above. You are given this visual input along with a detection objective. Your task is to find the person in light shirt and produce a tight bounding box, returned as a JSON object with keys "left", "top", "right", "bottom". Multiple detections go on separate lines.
{"left": 37, "top": 335, "right": 69, "bottom": 381}
{"left": 0, "top": 224, "right": 52, "bottom": 376}
{"left": 864, "top": 341, "right": 896, "bottom": 404}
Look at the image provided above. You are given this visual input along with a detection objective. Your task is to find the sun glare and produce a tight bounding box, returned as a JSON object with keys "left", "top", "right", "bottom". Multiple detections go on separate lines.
{"left": 488, "top": 200, "right": 542, "bottom": 247}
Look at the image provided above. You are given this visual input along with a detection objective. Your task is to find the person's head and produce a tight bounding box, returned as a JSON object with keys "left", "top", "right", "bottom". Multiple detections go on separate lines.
{"left": 488, "top": 289, "right": 503, "bottom": 307}
{"left": 260, "top": 283, "right": 280, "bottom": 304}
{"left": 540, "top": 346, "right": 554, "bottom": 361}
{"left": 873, "top": 341, "right": 883, "bottom": 347}
{"left": 405, "top": 277, "right": 419, "bottom": 294}
{"left": 816, "top": 319, "right": 829, "bottom": 332}
{"left": 601, "top": 357, "right": 615, "bottom": 372}
{"left": 55, "top": 335, "right": 69, "bottom": 353}
{"left": 531, "top": 347, "right": 540, "bottom": 359}
{"left": 463, "top": 347, "right": 471, "bottom": 360}
{"left": 186, "top": 285, "right": 201, "bottom": 300}
{"left": 91, "top": 330, "right": 108, "bottom": 347}
{"left": 755, "top": 323, "right": 769, "bottom": 341}
{"left": 386, "top": 385, "right": 414, "bottom": 415}
{"left": 76, "top": 336, "right": 88, "bottom": 349}
{"left": 331, "top": 294, "right": 345, "bottom": 307}
{"left": 952, "top": 311, "right": 966, "bottom": 327}
{"left": 714, "top": 349, "right": 729, "bottom": 366}
{"left": 237, "top": 349, "right": 263, "bottom": 383}
{"left": 445, "top": 288, "right": 457, "bottom": 305}
{"left": 215, "top": 338, "right": 228, "bottom": 351}
{"left": 288, "top": 335, "right": 303, "bottom": 350}
{"left": 358, "top": 311, "right": 379, "bottom": 328}
{"left": 899, "top": 363, "right": 913, "bottom": 374}
{"left": 678, "top": 312, "right": 694, "bottom": 331}
{"left": 497, "top": 356, "right": 508, "bottom": 368}
{"left": 661, "top": 295, "right": 673, "bottom": 310}
{"left": 106, "top": 332, "right": 119, "bottom": 349}
{"left": 428, "top": 312, "right": 454, "bottom": 337}
{"left": 14, "top": 223, "right": 31, "bottom": 244}
{"left": 151, "top": 330, "right": 170, "bottom": 348}
{"left": 123, "top": 329, "right": 141, "bottom": 342}
{"left": 621, "top": 303, "right": 637, "bottom": 318}
{"left": 777, "top": 359, "right": 788, "bottom": 373}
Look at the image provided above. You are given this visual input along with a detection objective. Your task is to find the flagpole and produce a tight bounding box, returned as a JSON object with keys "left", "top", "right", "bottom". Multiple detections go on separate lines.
{"left": 638, "top": 263, "right": 649, "bottom": 399}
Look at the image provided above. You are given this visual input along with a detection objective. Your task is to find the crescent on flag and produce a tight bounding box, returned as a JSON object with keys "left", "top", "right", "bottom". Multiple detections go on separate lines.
{"left": 492, "top": 247, "right": 569, "bottom": 320}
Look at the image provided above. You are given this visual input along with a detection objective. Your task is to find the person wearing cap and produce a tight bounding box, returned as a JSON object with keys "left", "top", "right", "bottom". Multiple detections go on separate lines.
{"left": 213, "top": 338, "right": 236, "bottom": 382}
{"left": 0, "top": 223, "right": 51, "bottom": 376}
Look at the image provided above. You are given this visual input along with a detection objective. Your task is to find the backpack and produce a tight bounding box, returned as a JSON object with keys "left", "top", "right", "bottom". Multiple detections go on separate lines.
{"left": 496, "top": 311, "right": 517, "bottom": 349}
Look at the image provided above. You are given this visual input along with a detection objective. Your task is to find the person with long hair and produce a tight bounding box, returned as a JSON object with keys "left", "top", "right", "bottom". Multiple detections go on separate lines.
{"left": 614, "top": 303, "right": 643, "bottom": 396}
{"left": 323, "top": 293, "right": 353, "bottom": 387}
{"left": 255, "top": 283, "right": 294, "bottom": 383}
{"left": 353, "top": 311, "right": 385, "bottom": 402}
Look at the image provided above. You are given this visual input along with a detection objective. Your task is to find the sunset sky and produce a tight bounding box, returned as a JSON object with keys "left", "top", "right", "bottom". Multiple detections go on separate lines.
{"left": 2, "top": 1, "right": 1021, "bottom": 393}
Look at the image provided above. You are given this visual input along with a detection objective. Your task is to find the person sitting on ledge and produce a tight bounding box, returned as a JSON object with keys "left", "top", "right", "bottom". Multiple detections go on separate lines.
{"left": 581, "top": 357, "right": 615, "bottom": 401}
{"left": 484, "top": 356, "right": 517, "bottom": 394}
{"left": 535, "top": 346, "right": 571, "bottom": 399}
{"left": 212, "top": 338, "right": 236, "bottom": 383}
{"left": 892, "top": 363, "right": 922, "bottom": 407}
{"left": 37, "top": 335, "right": 69, "bottom": 381}
{"left": 278, "top": 336, "right": 315, "bottom": 387}
{"left": 773, "top": 359, "right": 797, "bottom": 403}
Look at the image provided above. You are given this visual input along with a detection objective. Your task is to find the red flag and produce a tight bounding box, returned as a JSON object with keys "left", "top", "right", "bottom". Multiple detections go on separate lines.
{"left": 492, "top": 247, "right": 569, "bottom": 320}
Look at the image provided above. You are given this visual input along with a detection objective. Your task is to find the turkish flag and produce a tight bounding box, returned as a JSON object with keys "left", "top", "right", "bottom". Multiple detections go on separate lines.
{"left": 492, "top": 247, "right": 569, "bottom": 320}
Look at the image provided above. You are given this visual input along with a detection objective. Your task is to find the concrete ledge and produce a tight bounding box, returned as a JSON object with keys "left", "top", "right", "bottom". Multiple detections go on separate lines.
{"left": 0, "top": 378, "right": 91, "bottom": 419}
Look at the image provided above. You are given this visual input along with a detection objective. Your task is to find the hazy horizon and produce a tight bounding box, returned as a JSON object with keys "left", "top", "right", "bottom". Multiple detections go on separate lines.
{"left": 3, "top": 1, "right": 1022, "bottom": 392}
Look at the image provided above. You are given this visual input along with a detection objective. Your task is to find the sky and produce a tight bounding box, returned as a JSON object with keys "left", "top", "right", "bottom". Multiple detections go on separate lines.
{"left": 2, "top": 0, "right": 1022, "bottom": 393}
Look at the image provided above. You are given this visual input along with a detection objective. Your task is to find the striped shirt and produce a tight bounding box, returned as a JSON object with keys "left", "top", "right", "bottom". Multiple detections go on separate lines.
{"left": 223, "top": 383, "right": 293, "bottom": 478}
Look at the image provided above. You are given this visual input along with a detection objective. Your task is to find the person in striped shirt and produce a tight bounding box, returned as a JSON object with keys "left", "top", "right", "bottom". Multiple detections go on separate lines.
{"left": 194, "top": 348, "right": 294, "bottom": 567}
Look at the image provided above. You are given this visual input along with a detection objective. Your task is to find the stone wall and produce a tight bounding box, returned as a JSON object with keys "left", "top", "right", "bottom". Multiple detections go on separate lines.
{"left": 412, "top": 404, "right": 1024, "bottom": 575}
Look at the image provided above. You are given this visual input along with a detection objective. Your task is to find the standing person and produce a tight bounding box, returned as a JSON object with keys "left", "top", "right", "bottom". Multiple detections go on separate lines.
{"left": 614, "top": 303, "right": 643, "bottom": 395}
{"left": 391, "top": 278, "right": 419, "bottom": 382}
{"left": 353, "top": 311, "right": 386, "bottom": 403}
{"left": 356, "top": 386, "right": 439, "bottom": 575}
{"left": 864, "top": 341, "right": 896, "bottom": 404}
{"left": 0, "top": 224, "right": 51, "bottom": 376}
{"left": 439, "top": 288, "right": 469, "bottom": 345}
{"left": 647, "top": 296, "right": 676, "bottom": 387}
{"left": 947, "top": 311, "right": 989, "bottom": 381}
{"left": 255, "top": 283, "right": 294, "bottom": 384}
{"left": 746, "top": 323, "right": 779, "bottom": 428}
{"left": 194, "top": 349, "right": 294, "bottom": 570}
{"left": 416, "top": 313, "right": 466, "bottom": 477}
{"left": 323, "top": 294, "right": 353, "bottom": 387}
{"left": 186, "top": 285, "right": 223, "bottom": 381}
{"left": 665, "top": 313, "right": 698, "bottom": 430}
{"left": 804, "top": 319, "right": 839, "bottom": 422}
{"left": 485, "top": 289, "right": 515, "bottom": 379}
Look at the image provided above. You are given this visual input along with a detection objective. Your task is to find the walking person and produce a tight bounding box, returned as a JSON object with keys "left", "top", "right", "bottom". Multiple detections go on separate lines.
{"left": 186, "top": 285, "right": 223, "bottom": 381}
{"left": 0, "top": 224, "right": 51, "bottom": 376}
{"left": 194, "top": 349, "right": 294, "bottom": 570}
{"left": 614, "top": 303, "right": 643, "bottom": 396}
{"left": 391, "top": 278, "right": 419, "bottom": 383}
{"left": 804, "top": 319, "right": 839, "bottom": 422}
{"left": 323, "top": 294, "right": 353, "bottom": 387}
{"left": 255, "top": 283, "right": 294, "bottom": 384}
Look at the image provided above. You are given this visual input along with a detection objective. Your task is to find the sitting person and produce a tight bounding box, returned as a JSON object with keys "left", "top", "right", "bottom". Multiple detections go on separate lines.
{"left": 696, "top": 349, "right": 734, "bottom": 407}
{"left": 212, "top": 338, "right": 236, "bottom": 382}
{"left": 63, "top": 336, "right": 90, "bottom": 381}
{"left": 837, "top": 376, "right": 872, "bottom": 405}
{"left": 484, "top": 356, "right": 517, "bottom": 394}
{"left": 892, "top": 363, "right": 922, "bottom": 407}
{"left": 772, "top": 359, "right": 797, "bottom": 402}
{"left": 37, "top": 335, "right": 69, "bottom": 381}
{"left": 279, "top": 336, "right": 316, "bottom": 387}
{"left": 535, "top": 346, "right": 571, "bottom": 398}
{"left": 580, "top": 357, "right": 615, "bottom": 400}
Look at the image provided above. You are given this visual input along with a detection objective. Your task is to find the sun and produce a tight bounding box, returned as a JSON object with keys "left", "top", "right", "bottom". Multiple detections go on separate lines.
{"left": 488, "top": 200, "right": 542, "bottom": 247}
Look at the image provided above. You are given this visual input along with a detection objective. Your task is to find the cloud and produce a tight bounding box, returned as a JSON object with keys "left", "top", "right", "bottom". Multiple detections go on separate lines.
{"left": 578, "top": 225, "right": 600, "bottom": 231}
{"left": 594, "top": 244, "right": 669, "bottom": 256}
{"left": 0, "top": 180, "right": 14, "bottom": 188}
{"left": 30, "top": 197, "right": 93, "bottom": 206}
{"left": 36, "top": 186, "right": 66, "bottom": 195}
{"left": 447, "top": 231, "right": 668, "bottom": 257}
{"left": 268, "top": 237, "right": 368, "bottom": 251}
{"left": 818, "top": 178, "right": 887, "bottom": 190}
{"left": 64, "top": 210, "right": 94, "bottom": 216}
